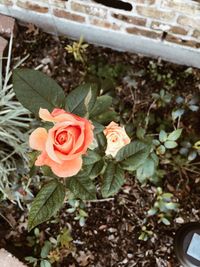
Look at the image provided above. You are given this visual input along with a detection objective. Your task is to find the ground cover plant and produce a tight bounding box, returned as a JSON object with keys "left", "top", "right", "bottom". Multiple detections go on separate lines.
{"left": 0, "top": 24, "right": 200, "bottom": 267}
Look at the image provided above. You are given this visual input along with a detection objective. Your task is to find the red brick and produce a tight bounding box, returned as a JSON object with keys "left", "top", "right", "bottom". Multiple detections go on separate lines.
{"left": 135, "top": 0, "right": 155, "bottom": 4}
{"left": 90, "top": 18, "right": 120, "bottom": 30}
{"left": 151, "top": 21, "right": 188, "bottom": 35}
{"left": 162, "top": 0, "right": 200, "bottom": 16}
{"left": 136, "top": 6, "right": 175, "bottom": 22}
{"left": 0, "top": 14, "right": 16, "bottom": 38}
{"left": 165, "top": 34, "right": 200, "bottom": 48}
{"left": 0, "top": 36, "right": 8, "bottom": 58}
{"left": 16, "top": 1, "right": 49, "bottom": 13}
{"left": 0, "top": 0, "right": 13, "bottom": 5}
{"left": 53, "top": 9, "right": 85, "bottom": 22}
{"left": 50, "top": 0, "right": 66, "bottom": 8}
{"left": 177, "top": 16, "right": 200, "bottom": 30}
{"left": 126, "top": 27, "right": 161, "bottom": 39}
{"left": 193, "top": 30, "right": 200, "bottom": 39}
{"left": 112, "top": 13, "right": 146, "bottom": 26}
{"left": 71, "top": 2, "right": 107, "bottom": 19}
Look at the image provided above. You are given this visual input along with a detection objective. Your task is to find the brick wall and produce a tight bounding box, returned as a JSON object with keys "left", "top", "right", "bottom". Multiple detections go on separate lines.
{"left": 0, "top": 0, "right": 200, "bottom": 67}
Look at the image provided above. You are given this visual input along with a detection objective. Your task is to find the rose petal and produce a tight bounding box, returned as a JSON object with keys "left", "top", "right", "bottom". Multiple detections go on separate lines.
{"left": 51, "top": 108, "right": 66, "bottom": 117}
{"left": 50, "top": 157, "right": 83, "bottom": 177}
{"left": 46, "top": 130, "right": 62, "bottom": 164}
{"left": 29, "top": 127, "right": 48, "bottom": 151}
{"left": 39, "top": 108, "right": 56, "bottom": 122}
{"left": 71, "top": 120, "right": 94, "bottom": 154}
{"left": 35, "top": 152, "right": 82, "bottom": 178}
{"left": 35, "top": 151, "right": 47, "bottom": 166}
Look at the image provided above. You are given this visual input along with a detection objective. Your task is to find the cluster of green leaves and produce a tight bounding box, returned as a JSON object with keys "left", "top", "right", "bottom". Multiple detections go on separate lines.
{"left": 172, "top": 95, "right": 199, "bottom": 121}
{"left": 154, "top": 128, "right": 182, "bottom": 155}
{"left": 138, "top": 226, "right": 153, "bottom": 242}
{"left": 67, "top": 199, "right": 88, "bottom": 226}
{"left": 25, "top": 227, "right": 73, "bottom": 267}
{"left": 152, "top": 89, "right": 172, "bottom": 107}
{"left": 148, "top": 61, "right": 176, "bottom": 89}
{"left": 147, "top": 187, "right": 179, "bottom": 225}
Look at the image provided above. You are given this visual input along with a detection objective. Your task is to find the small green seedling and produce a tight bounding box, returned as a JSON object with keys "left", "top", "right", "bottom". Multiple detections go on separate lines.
{"left": 147, "top": 187, "right": 179, "bottom": 225}
{"left": 67, "top": 199, "right": 88, "bottom": 226}
{"left": 65, "top": 36, "right": 88, "bottom": 63}
{"left": 139, "top": 226, "right": 153, "bottom": 241}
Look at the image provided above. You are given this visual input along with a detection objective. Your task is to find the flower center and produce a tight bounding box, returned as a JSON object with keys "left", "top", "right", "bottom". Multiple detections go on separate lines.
{"left": 111, "top": 135, "right": 118, "bottom": 143}
{"left": 57, "top": 131, "right": 68, "bottom": 145}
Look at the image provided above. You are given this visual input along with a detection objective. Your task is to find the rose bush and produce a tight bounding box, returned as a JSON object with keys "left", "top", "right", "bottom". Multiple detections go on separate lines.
{"left": 29, "top": 108, "right": 94, "bottom": 177}
{"left": 13, "top": 69, "right": 154, "bottom": 230}
{"left": 104, "top": 121, "right": 131, "bottom": 157}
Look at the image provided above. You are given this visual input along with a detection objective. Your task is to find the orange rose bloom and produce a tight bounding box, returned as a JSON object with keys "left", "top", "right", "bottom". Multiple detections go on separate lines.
{"left": 104, "top": 121, "right": 131, "bottom": 157}
{"left": 29, "top": 108, "right": 94, "bottom": 178}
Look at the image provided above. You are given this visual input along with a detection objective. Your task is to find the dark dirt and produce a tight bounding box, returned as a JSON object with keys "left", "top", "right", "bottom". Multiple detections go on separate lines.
{"left": 1, "top": 22, "right": 200, "bottom": 267}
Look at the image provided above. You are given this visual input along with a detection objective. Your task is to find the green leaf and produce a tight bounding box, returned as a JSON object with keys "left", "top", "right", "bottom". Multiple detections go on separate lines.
{"left": 138, "top": 232, "right": 149, "bottom": 241}
{"left": 101, "top": 162, "right": 125, "bottom": 198}
{"left": 66, "top": 176, "right": 96, "bottom": 200}
{"left": 164, "top": 140, "right": 178, "bottom": 149}
{"left": 156, "top": 145, "right": 166, "bottom": 155}
{"left": 116, "top": 141, "right": 151, "bottom": 171}
{"left": 40, "top": 241, "right": 52, "bottom": 259}
{"left": 59, "top": 228, "right": 73, "bottom": 248}
{"left": 160, "top": 217, "right": 171, "bottom": 225}
{"left": 25, "top": 257, "right": 38, "bottom": 264}
{"left": 28, "top": 180, "right": 65, "bottom": 231}
{"left": 116, "top": 141, "right": 149, "bottom": 161}
{"left": 165, "top": 202, "right": 179, "bottom": 211}
{"left": 162, "top": 193, "right": 173, "bottom": 201}
{"left": 159, "top": 130, "right": 167, "bottom": 143}
{"left": 136, "top": 127, "right": 146, "bottom": 140}
{"left": 89, "top": 160, "right": 104, "bottom": 179}
{"left": 79, "top": 209, "right": 88, "bottom": 217}
{"left": 83, "top": 150, "right": 101, "bottom": 165}
{"left": 136, "top": 158, "right": 155, "bottom": 184}
{"left": 188, "top": 151, "right": 197, "bottom": 161}
{"left": 65, "top": 83, "right": 97, "bottom": 117}
{"left": 153, "top": 139, "right": 160, "bottom": 146}
{"left": 147, "top": 208, "right": 157, "bottom": 216}
{"left": 40, "top": 260, "right": 52, "bottom": 267}
{"left": 167, "top": 129, "right": 182, "bottom": 141}
{"left": 77, "top": 164, "right": 93, "bottom": 177}
{"left": 172, "top": 109, "right": 184, "bottom": 121}
{"left": 189, "top": 104, "right": 199, "bottom": 112}
{"left": 194, "top": 140, "right": 200, "bottom": 150}
{"left": 90, "top": 95, "right": 113, "bottom": 118}
{"left": 13, "top": 69, "right": 65, "bottom": 116}
{"left": 92, "top": 121, "right": 104, "bottom": 134}
{"left": 95, "top": 110, "right": 118, "bottom": 124}
{"left": 96, "top": 132, "right": 107, "bottom": 150}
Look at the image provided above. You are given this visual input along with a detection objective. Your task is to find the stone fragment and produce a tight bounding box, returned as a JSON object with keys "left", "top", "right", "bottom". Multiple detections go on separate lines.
{"left": 0, "top": 14, "right": 16, "bottom": 38}
{"left": 0, "top": 249, "right": 28, "bottom": 267}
